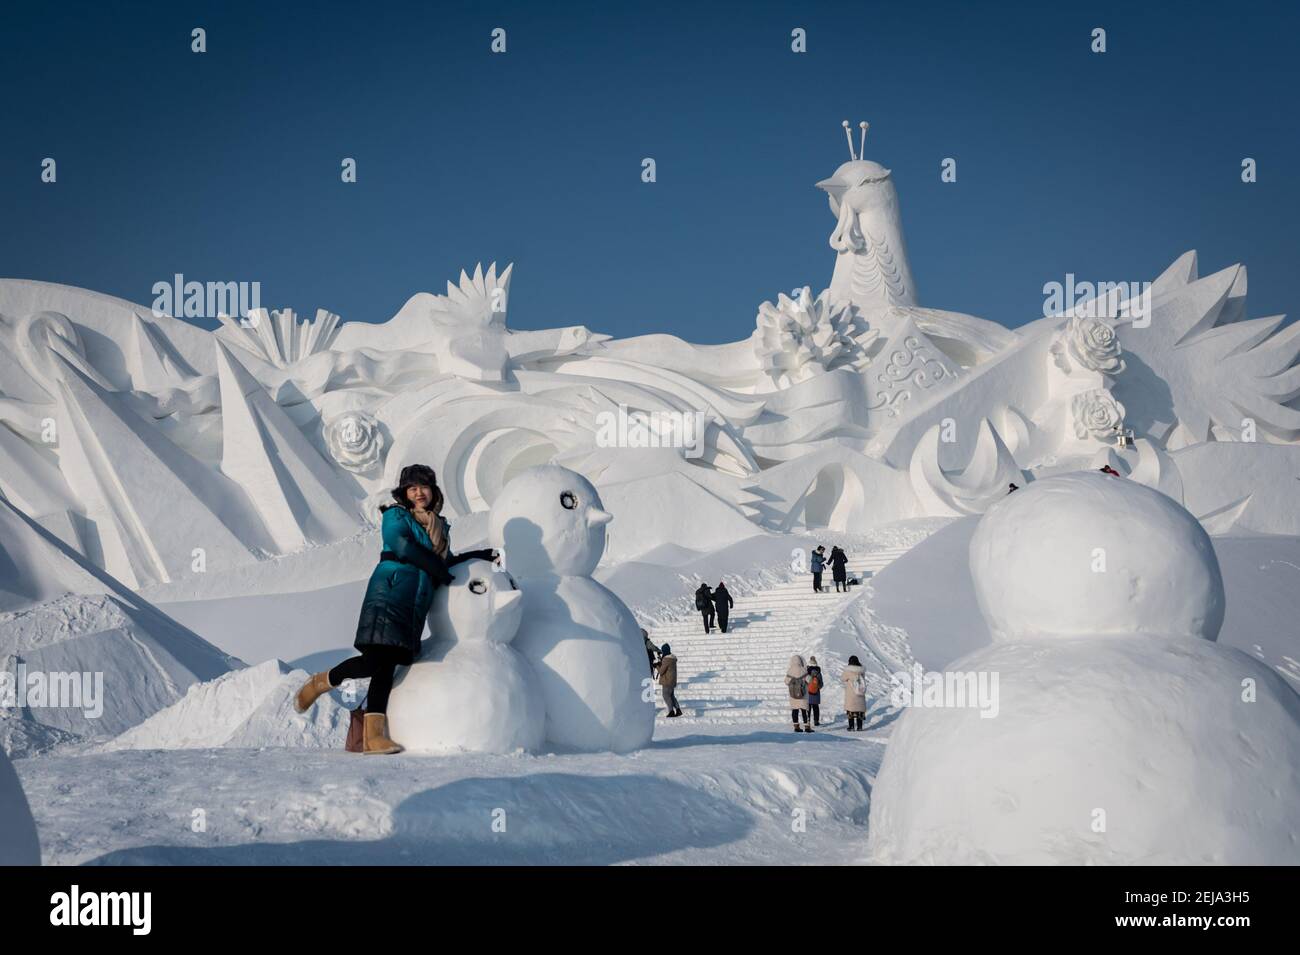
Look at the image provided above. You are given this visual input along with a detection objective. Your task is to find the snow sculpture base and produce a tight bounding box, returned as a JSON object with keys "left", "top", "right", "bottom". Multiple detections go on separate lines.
{"left": 868, "top": 469, "right": 1300, "bottom": 865}
{"left": 866, "top": 636, "right": 1300, "bottom": 865}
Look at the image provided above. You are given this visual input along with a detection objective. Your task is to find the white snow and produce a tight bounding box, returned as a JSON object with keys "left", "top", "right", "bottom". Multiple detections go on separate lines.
{"left": 0, "top": 747, "right": 40, "bottom": 864}
{"left": 867, "top": 470, "right": 1300, "bottom": 864}
{"left": 99, "top": 660, "right": 349, "bottom": 752}
{"left": 15, "top": 720, "right": 882, "bottom": 865}
{"left": 866, "top": 635, "right": 1300, "bottom": 864}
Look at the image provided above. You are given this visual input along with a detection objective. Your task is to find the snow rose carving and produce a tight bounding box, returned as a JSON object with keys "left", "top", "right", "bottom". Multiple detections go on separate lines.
{"left": 1072, "top": 389, "right": 1126, "bottom": 441}
{"left": 325, "top": 411, "right": 386, "bottom": 473}
{"left": 752, "top": 287, "right": 874, "bottom": 388}
{"left": 1051, "top": 316, "right": 1125, "bottom": 375}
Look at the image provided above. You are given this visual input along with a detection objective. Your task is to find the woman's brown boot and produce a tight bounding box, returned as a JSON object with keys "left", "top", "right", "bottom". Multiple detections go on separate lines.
{"left": 363, "top": 713, "right": 403, "bottom": 755}
{"left": 294, "top": 671, "right": 333, "bottom": 713}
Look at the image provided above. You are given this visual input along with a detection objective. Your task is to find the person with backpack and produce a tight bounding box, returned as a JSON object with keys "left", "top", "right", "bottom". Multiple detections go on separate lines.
{"left": 829, "top": 545, "right": 849, "bottom": 593}
{"left": 658, "top": 643, "right": 682, "bottom": 717}
{"left": 811, "top": 546, "right": 826, "bottom": 593}
{"left": 786, "top": 654, "right": 812, "bottom": 733}
{"left": 641, "top": 627, "right": 660, "bottom": 678}
{"left": 805, "top": 655, "right": 825, "bottom": 726}
{"left": 712, "top": 581, "right": 734, "bottom": 633}
{"left": 695, "top": 583, "right": 715, "bottom": 633}
{"left": 842, "top": 654, "right": 868, "bottom": 731}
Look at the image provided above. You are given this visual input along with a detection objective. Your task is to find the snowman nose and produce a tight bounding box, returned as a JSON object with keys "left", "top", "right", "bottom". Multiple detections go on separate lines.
{"left": 587, "top": 508, "right": 613, "bottom": 525}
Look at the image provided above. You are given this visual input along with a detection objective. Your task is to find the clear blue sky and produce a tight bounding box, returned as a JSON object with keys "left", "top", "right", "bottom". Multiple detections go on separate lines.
{"left": 2, "top": 0, "right": 1296, "bottom": 343}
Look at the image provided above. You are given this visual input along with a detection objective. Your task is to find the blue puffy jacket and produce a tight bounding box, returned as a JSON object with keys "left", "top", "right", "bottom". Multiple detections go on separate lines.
{"left": 353, "top": 506, "right": 494, "bottom": 661}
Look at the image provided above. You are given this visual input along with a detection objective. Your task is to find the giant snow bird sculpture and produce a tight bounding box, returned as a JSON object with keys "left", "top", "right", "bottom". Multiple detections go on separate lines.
{"left": 1, "top": 122, "right": 1298, "bottom": 588}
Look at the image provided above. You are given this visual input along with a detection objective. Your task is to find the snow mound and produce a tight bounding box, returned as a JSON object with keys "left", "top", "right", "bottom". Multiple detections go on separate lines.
{"left": 0, "top": 496, "right": 240, "bottom": 747}
{"left": 0, "top": 747, "right": 40, "bottom": 864}
{"left": 970, "top": 471, "right": 1224, "bottom": 641}
{"left": 869, "top": 472, "right": 1300, "bottom": 864}
{"left": 101, "top": 660, "right": 349, "bottom": 751}
{"left": 866, "top": 637, "right": 1300, "bottom": 864}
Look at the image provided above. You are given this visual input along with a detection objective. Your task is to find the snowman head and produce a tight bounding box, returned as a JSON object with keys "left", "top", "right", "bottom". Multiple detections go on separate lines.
{"left": 488, "top": 465, "right": 612, "bottom": 576}
{"left": 428, "top": 558, "right": 524, "bottom": 646}
{"left": 969, "top": 470, "right": 1225, "bottom": 642}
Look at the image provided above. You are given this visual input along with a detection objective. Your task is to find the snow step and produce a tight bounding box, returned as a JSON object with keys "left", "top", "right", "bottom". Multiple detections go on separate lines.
{"left": 648, "top": 549, "right": 916, "bottom": 721}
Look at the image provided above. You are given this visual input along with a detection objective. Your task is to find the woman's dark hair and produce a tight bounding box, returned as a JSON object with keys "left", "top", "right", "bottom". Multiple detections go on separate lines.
{"left": 848, "top": 655, "right": 861, "bottom": 666}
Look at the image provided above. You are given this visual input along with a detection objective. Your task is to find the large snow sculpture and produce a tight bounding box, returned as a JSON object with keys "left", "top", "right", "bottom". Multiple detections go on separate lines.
{"left": 2, "top": 119, "right": 1299, "bottom": 582}
{"left": 488, "top": 466, "right": 655, "bottom": 753}
{"left": 386, "top": 559, "right": 545, "bottom": 754}
{"left": 867, "top": 471, "right": 1300, "bottom": 864}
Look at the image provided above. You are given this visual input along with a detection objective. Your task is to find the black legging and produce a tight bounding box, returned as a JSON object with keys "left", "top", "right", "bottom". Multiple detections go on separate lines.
{"left": 329, "top": 645, "right": 408, "bottom": 714}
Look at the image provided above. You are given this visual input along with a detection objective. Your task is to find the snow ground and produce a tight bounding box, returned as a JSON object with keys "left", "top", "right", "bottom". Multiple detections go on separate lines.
{"left": 16, "top": 718, "right": 891, "bottom": 866}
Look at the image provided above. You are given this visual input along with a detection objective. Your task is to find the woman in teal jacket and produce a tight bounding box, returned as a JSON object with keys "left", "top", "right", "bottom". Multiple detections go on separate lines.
{"left": 294, "top": 464, "right": 496, "bottom": 753}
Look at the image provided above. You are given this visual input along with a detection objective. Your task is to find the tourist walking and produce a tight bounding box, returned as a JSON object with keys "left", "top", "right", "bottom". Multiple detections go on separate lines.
{"left": 712, "top": 581, "right": 734, "bottom": 633}
{"left": 658, "top": 643, "right": 682, "bottom": 717}
{"left": 786, "top": 654, "right": 812, "bottom": 733}
{"left": 695, "top": 583, "right": 715, "bottom": 633}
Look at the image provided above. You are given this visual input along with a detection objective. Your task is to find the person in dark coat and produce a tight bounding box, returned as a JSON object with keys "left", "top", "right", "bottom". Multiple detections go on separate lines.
{"left": 829, "top": 545, "right": 849, "bottom": 592}
{"left": 712, "top": 581, "right": 734, "bottom": 633}
{"left": 805, "top": 655, "right": 826, "bottom": 726}
{"left": 294, "top": 464, "right": 496, "bottom": 754}
{"left": 811, "top": 546, "right": 826, "bottom": 593}
{"left": 695, "top": 583, "right": 715, "bottom": 633}
{"left": 641, "top": 627, "right": 660, "bottom": 677}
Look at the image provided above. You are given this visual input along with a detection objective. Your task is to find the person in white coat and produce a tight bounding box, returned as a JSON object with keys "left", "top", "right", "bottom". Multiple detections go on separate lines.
{"left": 842, "top": 654, "right": 868, "bottom": 731}
{"left": 786, "top": 654, "right": 812, "bottom": 733}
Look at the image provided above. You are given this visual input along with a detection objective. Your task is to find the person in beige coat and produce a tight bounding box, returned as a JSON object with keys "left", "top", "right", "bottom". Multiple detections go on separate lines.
{"left": 842, "top": 654, "right": 868, "bottom": 731}
{"left": 785, "top": 654, "right": 812, "bottom": 733}
{"left": 658, "top": 643, "right": 682, "bottom": 718}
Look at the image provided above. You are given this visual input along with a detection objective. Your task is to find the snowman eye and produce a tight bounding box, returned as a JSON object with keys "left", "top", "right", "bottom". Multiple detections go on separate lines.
{"left": 468, "top": 579, "right": 487, "bottom": 594}
{"left": 560, "top": 491, "right": 577, "bottom": 510}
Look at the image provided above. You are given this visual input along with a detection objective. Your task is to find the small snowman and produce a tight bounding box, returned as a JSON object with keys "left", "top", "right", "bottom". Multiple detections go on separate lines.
{"left": 488, "top": 465, "right": 655, "bottom": 753}
{"left": 868, "top": 470, "right": 1300, "bottom": 864}
{"left": 386, "top": 558, "right": 545, "bottom": 754}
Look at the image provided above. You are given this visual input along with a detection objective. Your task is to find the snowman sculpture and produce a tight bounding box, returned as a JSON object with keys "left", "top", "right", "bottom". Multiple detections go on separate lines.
{"left": 488, "top": 465, "right": 655, "bottom": 753}
{"left": 867, "top": 470, "right": 1300, "bottom": 864}
{"left": 386, "top": 559, "right": 545, "bottom": 754}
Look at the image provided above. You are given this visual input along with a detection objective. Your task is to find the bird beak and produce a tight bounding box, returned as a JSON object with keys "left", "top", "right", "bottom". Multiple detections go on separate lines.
{"left": 815, "top": 176, "right": 842, "bottom": 193}
{"left": 494, "top": 588, "right": 523, "bottom": 613}
{"left": 587, "top": 508, "right": 613, "bottom": 526}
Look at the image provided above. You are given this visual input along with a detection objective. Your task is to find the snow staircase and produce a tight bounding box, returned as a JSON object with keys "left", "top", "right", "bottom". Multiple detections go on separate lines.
{"left": 648, "top": 547, "right": 913, "bottom": 722}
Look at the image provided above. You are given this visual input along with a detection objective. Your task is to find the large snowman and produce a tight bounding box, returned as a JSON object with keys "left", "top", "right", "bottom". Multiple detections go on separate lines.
{"left": 386, "top": 559, "right": 545, "bottom": 754}
{"left": 867, "top": 470, "right": 1300, "bottom": 864}
{"left": 488, "top": 465, "right": 655, "bottom": 753}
